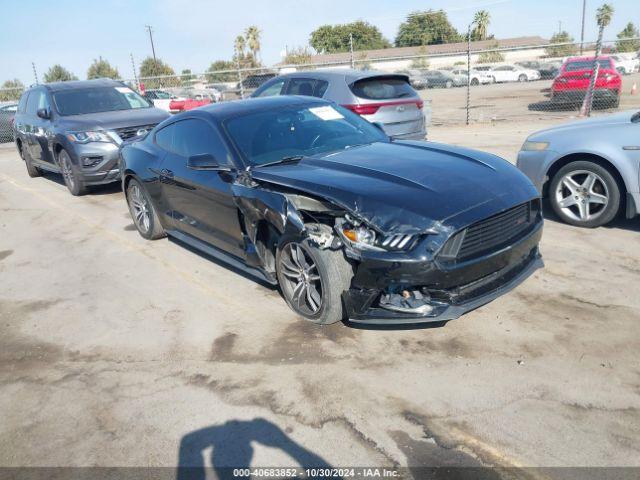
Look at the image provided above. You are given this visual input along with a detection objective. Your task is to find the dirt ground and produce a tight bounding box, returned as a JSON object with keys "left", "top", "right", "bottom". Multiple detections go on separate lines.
{"left": 0, "top": 117, "right": 639, "bottom": 477}
{"left": 425, "top": 72, "right": 640, "bottom": 125}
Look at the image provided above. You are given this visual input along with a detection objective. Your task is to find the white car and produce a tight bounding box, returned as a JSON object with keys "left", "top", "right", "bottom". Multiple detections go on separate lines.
{"left": 143, "top": 89, "right": 184, "bottom": 112}
{"left": 486, "top": 65, "right": 540, "bottom": 83}
{"left": 451, "top": 69, "right": 494, "bottom": 85}
{"left": 611, "top": 55, "right": 639, "bottom": 75}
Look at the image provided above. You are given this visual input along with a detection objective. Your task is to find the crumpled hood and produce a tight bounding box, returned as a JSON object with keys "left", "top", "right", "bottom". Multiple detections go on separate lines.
{"left": 58, "top": 107, "right": 169, "bottom": 132}
{"left": 250, "top": 141, "right": 539, "bottom": 234}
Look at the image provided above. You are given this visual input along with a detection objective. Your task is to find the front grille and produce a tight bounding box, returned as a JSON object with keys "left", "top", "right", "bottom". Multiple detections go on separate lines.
{"left": 114, "top": 124, "right": 157, "bottom": 141}
{"left": 439, "top": 201, "right": 539, "bottom": 262}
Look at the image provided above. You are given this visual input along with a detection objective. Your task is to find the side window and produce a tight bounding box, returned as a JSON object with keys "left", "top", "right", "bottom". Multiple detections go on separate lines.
{"left": 286, "top": 78, "right": 315, "bottom": 97}
{"left": 155, "top": 123, "right": 175, "bottom": 151}
{"left": 172, "top": 119, "right": 232, "bottom": 164}
{"left": 25, "top": 90, "right": 43, "bottom": 115}
{"left": 314, "top": 80, "right": 329, "bottom": 98}
{"left": 18, "top": 92, "right": 29, "bottom": 113}
{"left": 255, "top": 79, "right": 285, "bottom": 97}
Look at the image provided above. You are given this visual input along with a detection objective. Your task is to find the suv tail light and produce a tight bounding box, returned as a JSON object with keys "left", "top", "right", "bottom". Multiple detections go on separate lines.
{"left": 342, "top": 99, "right": 424, "bottom": 116}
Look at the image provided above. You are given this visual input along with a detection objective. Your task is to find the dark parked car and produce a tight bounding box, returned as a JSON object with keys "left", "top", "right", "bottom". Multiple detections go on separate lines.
{"left": 120, "top": 96, "right": 543, "bottom": 325}
{"left": 252, "top": 69, "right": 429, "bottom": 140}
{"left": 13, "top": 79, "right": 169, "bottom": 195}
{"left": 0, "top": 103, "right": 18, "bottom": 143}
{"left": 423, "top": 70, "right": 467, "bottom": 88}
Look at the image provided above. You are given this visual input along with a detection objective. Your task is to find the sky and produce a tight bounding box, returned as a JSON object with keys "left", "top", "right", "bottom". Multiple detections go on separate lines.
{"left": 1, "top": 0, "right": 638, "bottom": 85}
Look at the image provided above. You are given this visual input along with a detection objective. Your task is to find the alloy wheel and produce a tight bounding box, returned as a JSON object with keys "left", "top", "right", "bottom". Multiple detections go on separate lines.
{"left": 279, "top": 243, "right": 323, "bottom": 316}
{"left": 60, "top": 154, "right": 75, "bottom": 190}
{"left": 129, "top": 184, "right": 151, "bottom": 233}
{"left": 555, "top": 170, "right": 609, "bottom": 222}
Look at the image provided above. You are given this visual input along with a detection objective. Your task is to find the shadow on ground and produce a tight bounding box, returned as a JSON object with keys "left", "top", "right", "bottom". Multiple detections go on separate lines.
{"left": 176, "top": 418, "right": 334, "bottom": 480}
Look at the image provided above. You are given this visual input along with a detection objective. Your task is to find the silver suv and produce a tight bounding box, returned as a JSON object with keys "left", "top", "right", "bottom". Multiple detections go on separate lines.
{"left": 252, "top": 69, "right": 429, "bottom": 140}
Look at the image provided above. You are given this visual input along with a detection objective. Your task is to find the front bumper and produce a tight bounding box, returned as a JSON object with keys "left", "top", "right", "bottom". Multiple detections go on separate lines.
{"left": 551, "top": 88, "right": 620, "bottom": 103}
{"left": 343, "top": 222, "right": 543, "bottom": 325}
{"left": 68, "top": 142, "right": 121, "bottom": 185}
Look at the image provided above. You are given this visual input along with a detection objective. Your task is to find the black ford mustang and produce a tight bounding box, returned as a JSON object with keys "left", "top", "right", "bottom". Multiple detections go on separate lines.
{"left": 120, "top": 96, "right": 543, "bottom": 325}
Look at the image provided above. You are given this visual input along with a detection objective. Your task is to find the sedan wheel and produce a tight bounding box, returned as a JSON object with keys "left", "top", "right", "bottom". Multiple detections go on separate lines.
{"left": 276, "top": 238, "right": 352, "bottom": 325}
{"left": 279, "top": 242, "right": 323, "bottom": 316}
{"left": 550, "top": 161, "right": 620, "bottom": 228}
{"left": 518, "top": 74, "right": 528, "bottom": 82}
{"left": 126, "top": 179, "right": 166, "bottom": 240}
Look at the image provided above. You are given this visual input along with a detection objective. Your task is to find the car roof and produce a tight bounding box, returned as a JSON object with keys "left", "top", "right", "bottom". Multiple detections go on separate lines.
{"left": 274, "top": 68, "right": 408, "bottom": 83}
{"left": 38, "top": 78, "right": 125, "bottom": 93}
{"left": 192, "top": 95, "right": 331, "bottom": 120}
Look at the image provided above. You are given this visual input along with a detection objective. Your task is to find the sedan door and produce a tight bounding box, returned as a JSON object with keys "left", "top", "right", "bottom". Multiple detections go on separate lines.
{"left": 157, "top": 117, "right": 245, "bottom": 258}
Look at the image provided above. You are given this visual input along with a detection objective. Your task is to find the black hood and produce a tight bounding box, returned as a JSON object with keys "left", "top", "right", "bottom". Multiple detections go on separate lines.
{"left": 251, "top": 141, "right": 539, "bottom": 234}
{"left": 57, "top": 107, "right": 169, "bottom": 131}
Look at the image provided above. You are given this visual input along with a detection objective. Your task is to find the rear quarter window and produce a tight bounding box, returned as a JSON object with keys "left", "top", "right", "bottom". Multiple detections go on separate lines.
{"left": 17, "top": 92, "right": 30, "bottom": 113}
{"left": 350, "top": 76, "right": 415, "bottom": 100}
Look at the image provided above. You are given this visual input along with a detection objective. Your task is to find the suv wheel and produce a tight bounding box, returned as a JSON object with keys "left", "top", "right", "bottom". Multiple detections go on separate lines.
{"left": 276, "top": 238, "right": 352, "bottom": 325}
{"left": 59, "top": 149, "right": 87, "bottom": 196}
{"left": 22, "top": 147, "right": 42, "bottom": 178}
{"left": 549, "top": 161, "right": 621, "bottom": 228}
{"left": 126, "top": 178, "right": 166, "bottom": 240}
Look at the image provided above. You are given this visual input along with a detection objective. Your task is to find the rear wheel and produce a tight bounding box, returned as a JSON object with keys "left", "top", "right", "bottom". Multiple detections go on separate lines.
{"left": 445, "top": 80, "right": 453, "bottom": 89}
{"left": 276, "top": 238, "right": 352, "bottom": 325}
{"left": 549, "top": 161, "right": 620, "bottom": 228}
{"left": 470, "top": 78, "right": 479, "bottom": 86}
{"left": 22, "top": 146, "right": 42, "bottom": 178}
{"left": 59, "top": 149, "right": 87, "bottom": 196}
{"left": 126, "top": 178, "right": 166, "bottom": 240}
{"left": 518, "top": 74, "right": 528, "bottom": 82}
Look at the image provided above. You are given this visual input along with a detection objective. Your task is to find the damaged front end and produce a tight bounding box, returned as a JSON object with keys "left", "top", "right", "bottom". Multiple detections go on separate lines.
{"left": 232, "top": 174, "right": 543, "bottom": 325}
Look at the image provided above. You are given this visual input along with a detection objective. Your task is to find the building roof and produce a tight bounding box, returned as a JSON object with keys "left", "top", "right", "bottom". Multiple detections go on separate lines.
{"left": 279, "top": 36, "right": 549, "bottom": 66}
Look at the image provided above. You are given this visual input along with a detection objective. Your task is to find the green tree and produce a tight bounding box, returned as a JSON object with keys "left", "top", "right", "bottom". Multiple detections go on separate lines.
{"left": 205, "top": 60, "right": 237, "bottom": 83}
{"left": 87, "top": 57, "right": 120, "bottom": 80}
{"left": 282, "top": 46, "right": 314, "bottom": 66}
{"left": 394, "top": 10, "right": 462, "bottom": 47}
{"left": 583, "top": 3, "right": 615, "bottom": 115}
{"left": 545, "top": 31, "right": 577, "bottom": 57}
{"left": 0, "top": 79, "right": 24, "bottom": 101}
{"left": 616, "top": 22, "right": 640, "bottom": 52}
{"left": 478, "top": 42, "right": 505, "bottom": 63}
{"left": 471, "top": 10, "right": 491, "bottom": 41}
{"left": 43, "top": 65, "right": 78, "bottom": 83}
{"left": 139, "top": 57, "right": 177, "bottom": 88}
{"left": 410, "top": 46, "right": 430, "bottom": 69}
{"left": 310, "top": 21, "right": 390, "bottom": 53}
{"left": 181, "top": 69, "right": 195, "bottom": 82}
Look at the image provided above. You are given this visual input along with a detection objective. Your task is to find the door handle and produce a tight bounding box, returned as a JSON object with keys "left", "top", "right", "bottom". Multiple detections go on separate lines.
{"left": 160, "top": 168, "right": 174, "bottom": 178}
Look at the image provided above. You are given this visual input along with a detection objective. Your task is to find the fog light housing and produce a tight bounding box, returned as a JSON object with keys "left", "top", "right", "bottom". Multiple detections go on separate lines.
{"left": 81, "top": 156, "right": 102, "bottom": 167}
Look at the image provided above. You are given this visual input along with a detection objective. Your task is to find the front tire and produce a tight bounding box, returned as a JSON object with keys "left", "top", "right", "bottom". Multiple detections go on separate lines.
{"left": 59, "top": 149, "right": 87, "bottom": 196}
{"left": 549, "top": 161, "right": 621, "bottom": 228}
{"left": 470, "top": 78, "right": 479, "bottom": 86}
{"left": 126, "top": 178, "right": 166, "bottom": 240}
{"left": 276, "top": 238, "right": 352, "bottom": 325}
{"left": 518, "top": 74, "right": 528, "bottom": 82}
{"left": 445, "top": 80, "right": 453, "bottom": 89}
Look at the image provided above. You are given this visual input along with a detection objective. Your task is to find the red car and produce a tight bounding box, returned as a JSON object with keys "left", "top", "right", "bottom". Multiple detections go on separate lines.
{"left": 169, "top": 96, "right": 212, "bottom": 112}
{"left": 552, "top": 56, "right": 622, "bottom": 107}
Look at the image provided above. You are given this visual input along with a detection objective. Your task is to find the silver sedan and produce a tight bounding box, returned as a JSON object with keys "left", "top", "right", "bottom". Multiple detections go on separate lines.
{"left": 517, "top": 110, "right": 640, "bottom": 227}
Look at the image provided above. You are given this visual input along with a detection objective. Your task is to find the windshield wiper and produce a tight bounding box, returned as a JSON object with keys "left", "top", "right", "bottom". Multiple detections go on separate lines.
{"left": 255, "top": 155, "right": 306, "bottom": 168}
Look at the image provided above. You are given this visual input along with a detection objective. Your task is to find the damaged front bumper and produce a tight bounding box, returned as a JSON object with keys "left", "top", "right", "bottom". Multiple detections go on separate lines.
{"left": 343, "top": 222, "right": 543, "bottom": 325}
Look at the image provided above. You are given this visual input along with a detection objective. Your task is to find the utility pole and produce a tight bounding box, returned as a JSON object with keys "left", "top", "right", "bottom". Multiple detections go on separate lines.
{"left": 466, "top": 25, "right": 471, "bottom": 126}
{"left": 145, "top": 25, "right": 157, "bottom": 65}
{"left": 32, "top": 62, "right": 39, "bottom": 85}
{"left": 558, "top": 21, "right": 562, "bottom": 34}
{"left": 580, "top": 0, "right": 587, "bottom": 54}
{"left": 349, "top": 33, "right": 355, "bottom": 69}
{"left": 130, "top": 53, "right": 140, "bottom": 91}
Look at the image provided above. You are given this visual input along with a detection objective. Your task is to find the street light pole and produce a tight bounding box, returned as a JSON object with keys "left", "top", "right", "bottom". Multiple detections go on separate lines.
{"left": 145, "top": 25, "right": 157, "bottom": 64}
{"left": 580, "top": 0, "right": 587, "bottom": 54}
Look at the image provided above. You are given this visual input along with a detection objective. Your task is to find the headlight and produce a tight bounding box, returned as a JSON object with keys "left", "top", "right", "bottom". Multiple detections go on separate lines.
{"left": 521, "top": 141, "right": 550, "bottom": 152}
{"left": 341, "top": 224, "right": 380, "bottom": 251}
{"left": 339, "top": 220, "right": 417, "bottom": 252}
{"left": 67, "top": 131, "right": 114, "bottom": 144}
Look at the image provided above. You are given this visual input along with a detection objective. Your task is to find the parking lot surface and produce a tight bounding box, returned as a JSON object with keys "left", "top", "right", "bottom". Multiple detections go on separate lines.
{"left": 1, "top": 120, "right": 639, "bottom": 474}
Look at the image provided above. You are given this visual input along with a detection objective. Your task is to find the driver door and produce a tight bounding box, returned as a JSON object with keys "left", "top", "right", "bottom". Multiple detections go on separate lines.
{"left": 157, "top": 118, "right": 245, "bottom": 258}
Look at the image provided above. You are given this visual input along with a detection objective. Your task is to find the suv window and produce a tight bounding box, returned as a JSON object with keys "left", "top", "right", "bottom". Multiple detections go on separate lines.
{"left": 286, "top": 78, "right": 315, "bottom": 96}
{"left": 25, "top": 89, "right": 48, "bottom": 115}
{"left": 17, "top": 93, "right": 29, "bottom": 113}
{"left": 255, "top": 79, "right": 286, "bottom": 97}
{"left": 350, "top": 76, "right": 415, "bottom": 100}
{"left": 315, "top": 80, "right": 329, "bottom": 98}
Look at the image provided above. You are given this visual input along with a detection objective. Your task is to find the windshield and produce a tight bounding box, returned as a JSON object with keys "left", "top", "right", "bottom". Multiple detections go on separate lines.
{"left": 224, "top": 104, "right": 389, "bottom": 166}
{"left": 564, "top": 60, "right": 612, "bottom": 72}
{"left": 154, "top": 91, "right": 172, "bottom": 99}
{"left": 53, "top": 86, "right": 151, "bottom": 116}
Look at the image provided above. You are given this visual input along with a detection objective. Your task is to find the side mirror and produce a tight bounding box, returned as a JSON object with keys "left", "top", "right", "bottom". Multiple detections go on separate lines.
{"left": 187, "top": 153, "right": 231, "bottom": 171}
{"left": 36, "top": 108, "right": 50, "bottom": 119}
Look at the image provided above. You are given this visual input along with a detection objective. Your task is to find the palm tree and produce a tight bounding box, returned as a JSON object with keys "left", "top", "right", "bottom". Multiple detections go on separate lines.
{"left": 472, "top": 10, "right": 491, "bottom": 41}
{"left": 245, "top": 26, "right": 261, "bottom": 63}
{"left": 234, "top": 35, "right": 246, "bottom": 59}
{"left": 582, "top": 3, "right": 615, "bottom": 116}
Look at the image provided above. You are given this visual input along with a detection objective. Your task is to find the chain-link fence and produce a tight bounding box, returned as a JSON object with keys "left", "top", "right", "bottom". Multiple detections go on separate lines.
{"left": 2, "top": 37, "right": 639, "bottom": 144}
{"left": 0, "top": 87, "right": 23, "bottom": 144}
